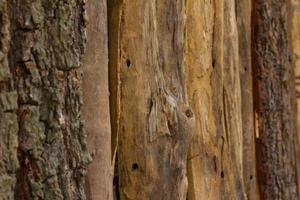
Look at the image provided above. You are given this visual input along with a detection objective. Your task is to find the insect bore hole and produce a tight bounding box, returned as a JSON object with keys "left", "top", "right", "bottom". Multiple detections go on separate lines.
{"left": 126, "top": 59, "right": 131, "bottom": 68}
{"left": 132, "top": 163, "right": 139, "bottom": 171}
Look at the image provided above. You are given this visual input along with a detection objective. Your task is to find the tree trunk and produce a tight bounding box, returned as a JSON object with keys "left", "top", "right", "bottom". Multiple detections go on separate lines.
{"left": 0, "top": 2, "right": 19, "bottom": 199}
{"left": 253, "top": 0, "right": 299, "bottom": 199}
{"left": 114, "top": 1, "right": 194, "bottom": 199}
{"left": 83, "top": 0, "right": 112, "bottom": 200}
{"left": 0, "top": 0, "right": 90, "bottom": 199}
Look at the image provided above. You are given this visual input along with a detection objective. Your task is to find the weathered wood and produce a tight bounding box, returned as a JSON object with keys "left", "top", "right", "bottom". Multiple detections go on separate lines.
{"left": 253, "top": 0, "right": 299, "bottom": 199}
{"left": 186, "top": 0, "right": 247, "bottom": 199}
{"left": 212, "top": 1, "right": 246, "bottom": 198}
{"left": 83, "top": 0, "right": 112, "bottom": 199}
{"left": 116, "top": 1, "right": 194, "bottom": 199}
{"left": 0, "top": 0, "right": 90, "bottom": 199}
{"left": 185, "top": 1, "right": 220, "bottom": 199}
{"left": 236, "top": 0, "right": 258, "bottom": 199}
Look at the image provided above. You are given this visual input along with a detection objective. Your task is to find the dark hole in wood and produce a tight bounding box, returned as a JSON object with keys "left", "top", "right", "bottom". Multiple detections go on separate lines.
{"left": 221, "top": 171, "right": 225, "bottom": 178}
{"left": 185, "top": 109, "right": 193, "bottom": 118}
{"left": 132, "top": 163, "right": 139, "bottom": 171}
{"left": 250, "top": 175, "right": 253, "bottom": 180}
{"left": 212, "top": 59, "right": 216, "bottom": 68}
{"left": 126, "top": 59, "right": 131, "bottom": 68}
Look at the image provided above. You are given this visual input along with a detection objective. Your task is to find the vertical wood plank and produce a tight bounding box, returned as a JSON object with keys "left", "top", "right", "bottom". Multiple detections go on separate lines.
{"left": 83, "top": 0, "right": 113, "bottom": 199}
{"left": 117, "top": 1, "right": 194, "bottom": 199}
{"left": 236, "top": 0, "right": 258, "bottom": 199}
{"left": 185, "top": 1, "right": 220, "bottom": 199}
{"left": 186, "top": 0, "right": 247, "bottom": 199}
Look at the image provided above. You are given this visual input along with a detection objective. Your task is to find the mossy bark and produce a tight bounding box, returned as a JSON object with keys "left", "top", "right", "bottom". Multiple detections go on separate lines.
{"left": 0, "top": 0, "right": 90, "bottom": 199}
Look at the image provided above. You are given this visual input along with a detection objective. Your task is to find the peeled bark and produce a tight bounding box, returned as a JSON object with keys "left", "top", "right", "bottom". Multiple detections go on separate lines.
{"left": 253, "top": 0, "right": 299, "bottom": 199}
{"left": 0, "top": 0, "right": 90, "bottom": 199}
{"left": 83, "top": 0, "right": 112, "bottom": 199}
{"left": 115, "top": 1, "right": 194, "bottom": 199}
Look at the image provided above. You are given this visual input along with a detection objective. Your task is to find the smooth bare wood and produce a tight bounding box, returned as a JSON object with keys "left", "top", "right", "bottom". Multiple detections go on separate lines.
{"left": 116, "top": 1, "right": 194, "bottom": 199}
{"left": 253, "top": 0, "right": 299, "bottom": 199}
{"left": 83, "top": 0, "right": 112, "bottom": 199}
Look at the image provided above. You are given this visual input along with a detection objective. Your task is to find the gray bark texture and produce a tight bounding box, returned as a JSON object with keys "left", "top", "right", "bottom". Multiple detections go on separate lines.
{"left": 0, "top": 0, "right": 90, "bottom": 199}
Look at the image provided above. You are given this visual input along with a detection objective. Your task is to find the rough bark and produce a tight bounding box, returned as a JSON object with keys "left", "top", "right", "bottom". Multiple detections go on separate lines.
{"left": 0, "top": 1, "right": 19, "bottom": 199}
{"left": 253, "top": 0, "right": 299, "bottom": 199}
{"left": 115, "top": 1, "right": 194, "bottom": 199}
{"left": 83, "top": 0, "right": 112, "bottom": 200}
{"left": 0, "top": 0, "right": 90, "bottom": 199}
{"left": 186, "top": 0, "right": 247, "bottom": 199}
